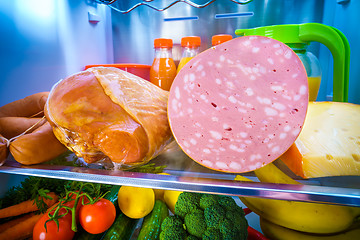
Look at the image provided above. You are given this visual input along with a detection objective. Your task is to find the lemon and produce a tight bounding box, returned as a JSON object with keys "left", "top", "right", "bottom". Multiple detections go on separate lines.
{"left": 163, "top": 190, "right": 182, "bottom": 214}
{"left": 118, "top": 186, "right": 155, "bottom": 219}
{"left": 153, "top": 173, "right": 170, "bottom": 201}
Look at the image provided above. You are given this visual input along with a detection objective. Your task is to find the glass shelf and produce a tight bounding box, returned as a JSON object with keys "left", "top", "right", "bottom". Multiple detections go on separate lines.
{"left": 1, "top": 142, "right": 360, "bottom": 207}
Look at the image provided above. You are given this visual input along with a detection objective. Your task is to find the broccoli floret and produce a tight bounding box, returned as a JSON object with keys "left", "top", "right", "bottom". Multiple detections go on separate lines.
{"left": 174, "top": 192, "right": 202, "bottom": 218}
{"left": 199, "top": 194, "right": 219, "bottom": 210}
{"left": 219, "top": 216, "right": 248, "bottom": 240}
{"left": 160, "top": 215, "right": 187, "bottom": 240}
{"left": 184, "top": 209, "right": 206, "bottom": 238}
{"left": 219, "top": 218, "right": 238, "bottom": 240}
{"left": 159, "top": 225, "right": 187, "bottom": 240}
{"left": 237, "top": 219, "right": 249, "bottom": 240}
{"left": 226, "top": 208, "right": 248, "bottom": 232}
{"left": 171, "top": 192, "right": 248, "bottom": 240}
{"left": 204, "top": 204, "right": 225, "bottom": 228}
{"left": 185, "top": 235, "right": 200, "bottom": 240}
{"left": 218, "top": 195, "right": 238, "bottom": 211}
{"left": 202, "top": 228, "right": 222, "bottom": 240}
{"left": 161, "top": 215, "right": 184, "bottom": 231}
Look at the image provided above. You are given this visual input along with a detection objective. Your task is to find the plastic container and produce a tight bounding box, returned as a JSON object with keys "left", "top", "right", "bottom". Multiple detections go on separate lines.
{"left": 84, "top": 64, "right": 151, "bottom": 81}
{"left": 177, "top": 36, "right": 201, "bottom": 73}
{"left": 212, "top": 34, "right": 233, "bottom": 46}
{"left": 149, "top": 38, "right": 177, "bottom": 91}
{"left": 288, "top": 43, "right": 321, "bottom": 101}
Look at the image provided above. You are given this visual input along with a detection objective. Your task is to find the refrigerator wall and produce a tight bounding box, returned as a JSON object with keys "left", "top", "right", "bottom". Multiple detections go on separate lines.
{"left": 320, "top": 0, "right": 360, "bottom": 103}
{"left": 0, "top": 0, "right": 113, "bottom": 106}
{"left": 110, "top": 0, "right": 324, "bottom": 64}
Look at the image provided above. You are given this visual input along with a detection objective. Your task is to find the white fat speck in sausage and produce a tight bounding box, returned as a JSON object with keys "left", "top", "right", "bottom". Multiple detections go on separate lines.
{"left": 168, "top": 36, "right": 308, "bottom": 173}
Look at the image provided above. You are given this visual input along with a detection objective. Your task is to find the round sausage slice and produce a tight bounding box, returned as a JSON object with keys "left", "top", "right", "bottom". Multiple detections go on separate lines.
{"left": 168, "top": 36, "right": 309, "bottom": 173}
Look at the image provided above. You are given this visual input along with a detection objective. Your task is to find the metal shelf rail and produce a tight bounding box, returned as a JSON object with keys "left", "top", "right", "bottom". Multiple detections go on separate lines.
{"left": 95, "top": 0, "right": 254, "bottom": 14}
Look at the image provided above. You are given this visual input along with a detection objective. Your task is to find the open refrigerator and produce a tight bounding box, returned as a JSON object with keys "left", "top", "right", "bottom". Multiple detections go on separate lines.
{"left": 1, "top": 0, "right": 360, "bottom": 239}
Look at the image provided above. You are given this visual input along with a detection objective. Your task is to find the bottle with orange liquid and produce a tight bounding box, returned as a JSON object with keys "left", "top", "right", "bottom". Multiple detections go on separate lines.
{"left": 289, "top": 43, "right": 322, "bottom": 101}
{"left": 212, "top": 34, "right": 233, "bottom": 46}
{"left": 150, "top": 38, "right": 177, "bottom": 91}
{"left": 177, "top": 36, "right": 201, "bottom": 74}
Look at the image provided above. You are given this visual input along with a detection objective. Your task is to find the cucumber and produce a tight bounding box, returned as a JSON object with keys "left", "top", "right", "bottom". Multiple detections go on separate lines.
{"left": 137, "top": 200, "right": 169, "bottom": 240}
{"left": 101, "top": 212, "right": 139, "bottom": 240}
{"left": 76, "top": 185, "right": 121, "bottom": 240}
{"left": 103, "top": 185, "right": 121, "bottom": 205}
{"left": 74, "top": 226, "right": 105, "bottom": 240}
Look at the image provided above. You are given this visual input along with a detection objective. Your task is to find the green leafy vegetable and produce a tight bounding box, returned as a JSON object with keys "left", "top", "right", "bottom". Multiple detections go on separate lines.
{"left": 0, "top": 177, "right": 68, "bottom": 210}
{"left": 129, "top": 163, "right": 167, "bottom": 174}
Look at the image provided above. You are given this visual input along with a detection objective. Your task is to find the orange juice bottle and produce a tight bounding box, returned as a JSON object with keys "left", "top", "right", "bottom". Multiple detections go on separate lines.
{"left": 150, "top": 38, "right": 177, "bottom": 91}
{"left": 212, "top": 34, "right": 233, "bottom": 46}
{"left": 177, "top": 36, "right": 201, "bottom": 74}
{"left": 289, "top": 43, "right": 322, "bottom": 101}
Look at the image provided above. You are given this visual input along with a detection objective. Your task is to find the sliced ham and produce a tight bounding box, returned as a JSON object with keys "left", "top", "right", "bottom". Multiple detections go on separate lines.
{"left": 167, "top": 36, "right": 309, "bottom": 173}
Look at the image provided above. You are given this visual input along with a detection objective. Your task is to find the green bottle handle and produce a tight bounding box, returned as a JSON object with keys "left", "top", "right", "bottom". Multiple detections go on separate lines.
{"left": 298, "top": 23, "right": 350, "bottom": 102}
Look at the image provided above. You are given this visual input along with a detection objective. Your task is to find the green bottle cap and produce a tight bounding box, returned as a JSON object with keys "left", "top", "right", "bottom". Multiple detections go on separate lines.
{"left": 235, "top": 24, "right": 308, "bottom": 44}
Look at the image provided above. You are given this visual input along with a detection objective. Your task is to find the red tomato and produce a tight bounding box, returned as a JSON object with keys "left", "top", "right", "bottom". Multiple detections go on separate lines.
{"left": 33, "top": 210, "right": 75, "bottom": 240}
{"left": 79, "top": 198, "right": 116, "bottom": 234}
{"left": 63, "top": 192, "right": 90, "bottom": 222}
{"left": 65, "top": 191, "right": 90, "bottom": 207}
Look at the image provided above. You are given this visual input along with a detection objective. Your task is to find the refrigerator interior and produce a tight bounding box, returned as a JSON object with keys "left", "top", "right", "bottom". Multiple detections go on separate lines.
{"left": 1, "top": 0, "right": 360, "bottom": 108}
{"left": 1, "top": 0, "right": 360, "bottom": 236}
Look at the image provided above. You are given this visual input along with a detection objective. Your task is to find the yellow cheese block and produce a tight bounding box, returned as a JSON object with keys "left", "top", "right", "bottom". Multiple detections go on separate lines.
{"left": 280, "top": 101, "right": 360, "bottom": 178}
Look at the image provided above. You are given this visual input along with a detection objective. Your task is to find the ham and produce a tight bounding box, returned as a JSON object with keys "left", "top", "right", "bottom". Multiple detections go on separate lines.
{"left": 167, "top": 36, "right": 309, "bottom": 173}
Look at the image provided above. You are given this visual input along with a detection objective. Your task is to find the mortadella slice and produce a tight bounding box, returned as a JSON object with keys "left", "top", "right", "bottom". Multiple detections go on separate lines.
{"left": 168, "top": 36, "right": 309, "bottom": 173}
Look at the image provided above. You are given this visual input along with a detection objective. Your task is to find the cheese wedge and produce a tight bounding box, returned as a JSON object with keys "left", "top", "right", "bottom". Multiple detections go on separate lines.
{"left": 280, "top": 101, "right": 360, "bottom": 178}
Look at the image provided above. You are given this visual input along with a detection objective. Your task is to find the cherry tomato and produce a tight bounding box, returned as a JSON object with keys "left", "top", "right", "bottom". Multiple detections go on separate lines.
{"left": 33, "top": 209, "right": 75, "bottom": 240}
{"left": 79, "top": 198, "right": 116, "bottom": 234}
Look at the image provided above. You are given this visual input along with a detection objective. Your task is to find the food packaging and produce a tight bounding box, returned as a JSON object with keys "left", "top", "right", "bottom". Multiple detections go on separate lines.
{"left": 45, "top": 67, "right": 173, "bottom": 169}
{"left": 84, "top": 64, "right": 151, "bottom": 81}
